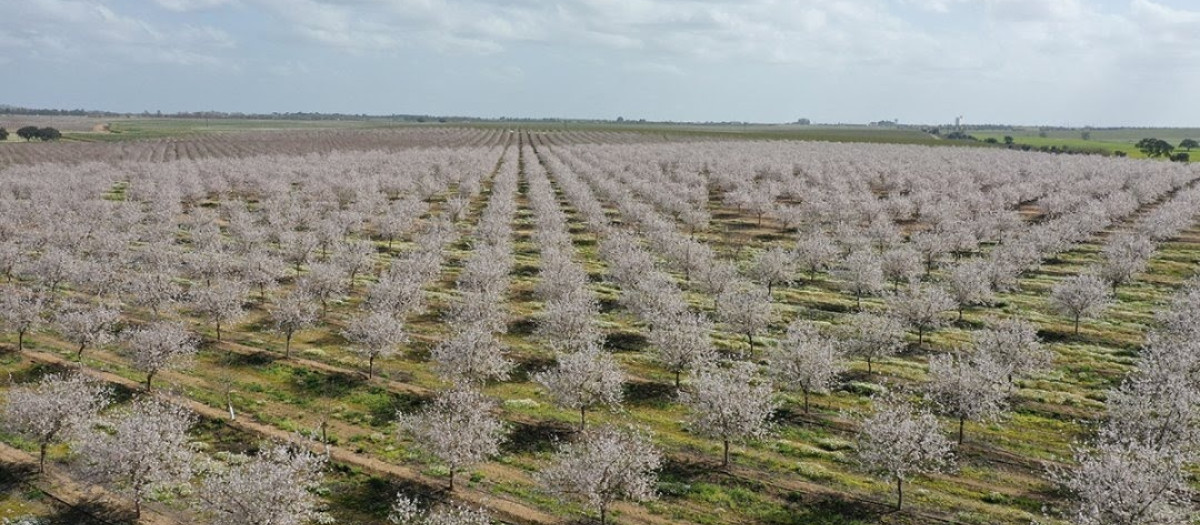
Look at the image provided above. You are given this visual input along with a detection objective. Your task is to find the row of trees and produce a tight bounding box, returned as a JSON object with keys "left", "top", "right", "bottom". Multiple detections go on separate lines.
{"left": 5, "top": 126, "right": 63, "bottom": 141}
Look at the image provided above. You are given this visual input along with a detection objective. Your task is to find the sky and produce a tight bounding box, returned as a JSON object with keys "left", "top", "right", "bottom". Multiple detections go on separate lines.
{"left": 3, "top": 0, "right": 1199, "bottom": 126}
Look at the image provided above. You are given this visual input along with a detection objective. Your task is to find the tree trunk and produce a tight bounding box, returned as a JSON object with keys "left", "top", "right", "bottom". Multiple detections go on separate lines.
{"left": 39, "top": 442, "right": 47, "bottom": 473}
{"left": 803, "top": 389, "right": 811, "bottom": 414}
{"left": 675, "top": 369, "right": 681, "bottom": 389}
{"left": 449, "top": 466, "right": 456, "bottom": 491}
{"left": 17, "top": 329, "right": 25, "bottom": 351}
{"left": 216, "top": 320, "right": 222, "bottom": 342}
{"left": 145, "top": 370, "right": 155, "bottom": 391}
{"left": 958, "top": 306, "right": 964, "bottom": 322}
{"left": 76, "top": 343, "right": 86, "bottom": 361}
{"left": 895, "top": 477, "right": 904, "bottom": 510}
{"left": 722, "top": 439, "right": 730, "bottom": 468}
{"left": 866, "top": 357, "right": 873, "bottom": 374}
{"left": 1073, "top": 315, "right": 1080, "bottom": 335}
{"left": 917, "top": 326, "right": 925, "bottom": 346}
{"left": 285, "top": 332, "right": 293, "bottom": 358}
{"left": 580, "top": 406, "right": 587, "bottom": 431}
{"left": 368, "top": 355, "right": 376, "bottom": 379}
{"left": 958, "top": 417, "right": 965, "bottom": 445}
{"left": 600, "top": 503, "right": 608, "bottom": 525}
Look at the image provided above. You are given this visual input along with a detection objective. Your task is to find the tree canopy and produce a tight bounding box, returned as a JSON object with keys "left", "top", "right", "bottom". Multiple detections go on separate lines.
{"left": 1135, "top": 138, "right": 1174, "bottom": 158}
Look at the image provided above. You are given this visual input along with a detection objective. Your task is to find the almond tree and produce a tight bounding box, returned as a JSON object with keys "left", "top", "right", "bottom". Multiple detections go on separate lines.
{"left": 881, "top": 246, "right": 922, "bottom": 290}
{"left": 945, "top": 261, "right": 994, "bottom": 321}
{"left": 55, "top": 302, "right": 120, "bottom": 360}
{"left": 76, "top": 399, "right": 197, "bottom": 519}
{"left": 716, "top": 284, "right": 773, "bottom": 353}
{"left": 537, "top": 425, "right": 662, "bottom": 525}
{"left": 680, "top": 362, "right": 776, "bottom": 467}
{"left": 297, "top": 262, "right": 348, "bottom": 316}
{"left": 647, "top": 310, "right": 717, "bottom": 388}
{"left": 2, "top": 373, "right": 110, "bottom": 471}
{"left": 195, "top": 441, "right": 329, "bottom": 525}
{"left": 889, "top": 284, "right": 955, "bottom": 346}
{"left": 926, "top": 353, "right": 1009, "bottom": 444}
{"left": 793, "top": 232, "right": 838, "bottom": 281}
{"left": 974, "top": 318, "right": 1051, "bottom": 384}
{"left": 121, "top": 321, "right": 198, "bottom": 390}
{"left": 534, "top": 346, "right": 625, "bottom": 430}
{"left": 389, "top": 495, "right": 491, "bottom": 525}
{"left": 855, "top": 395, "right": 954, "bottom": 510}
{"left": 537, "top": 293, "right": 603, "bottom": 353}
{"left": 189, "top": 280, "right": 249, "bottom": 341}
{"left": 835, "top": 250, "right": 885, "bottom": 310}
{"left": 1050, "top": 274, "right": 1113, "bottom": 335}
{"left": 1098, "top": 234, "right": 1153, "bottom": 291}
{"left": 430, "top": 322, "right": 513, "bottom": 386}
{"left": 270, "top": 291, "right": 319, "bottom": 357}
{"left": 767, "top": 320, "right": 846, "bottom": 413}
{"left": 748, "top": 246, "right": 793, "bottom": 295}
{"left": 396, "top": 388, "right": 506, "bottom": 491}
{"left": 342, "top": 310, "right": 408, "bottom": 379}
{"left": 838, "top": 312, "right": 906, "bottom": 374}
{"left": 0, "top": 286, "right": 48, "bottom": 352}
{"left": 1052, "top": 431, "right": 1195, "bottom": 525}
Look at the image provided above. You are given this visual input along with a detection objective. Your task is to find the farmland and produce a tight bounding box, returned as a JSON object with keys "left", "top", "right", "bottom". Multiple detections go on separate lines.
{"left": 0, "top": 124, "right": 1197, "bottom": 525}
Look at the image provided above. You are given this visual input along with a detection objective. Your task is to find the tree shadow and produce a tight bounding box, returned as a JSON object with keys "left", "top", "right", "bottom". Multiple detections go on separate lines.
{"left": 502, "top": 419, "right": 574, "bottom": 455}
{"left": 510, "top": 354, "right": 556, "bottom": 383}
{"left": 623, "top": 381, "right": 675, "bottom": 408}
{"left": 0, "top": 462, "right": 128, "bottom": 525}
{"left": 288, "top": 367, "right": 366, "bottom": 399}
{"left": 506, "top": 317, "right": 538, "bottom": 336}
{"left": 604, "top": 331, "right": 647, "bottom": 353}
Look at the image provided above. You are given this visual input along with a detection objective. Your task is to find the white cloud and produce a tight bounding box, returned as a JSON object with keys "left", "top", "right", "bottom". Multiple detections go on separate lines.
{"left": 152, "top": 0, "right": 236, "bottom": 12}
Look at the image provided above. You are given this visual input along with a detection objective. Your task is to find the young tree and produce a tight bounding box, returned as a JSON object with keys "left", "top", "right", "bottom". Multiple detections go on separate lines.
{"left": 1049, "top": 274, "right": 1113, "bottom": 335}
{"left": 767, "top": 320, "right": 846, "bottom": 413}
{"left": 647, "top": 310, "right": 717, "bottom": 388}
{"left": 1052, "top": 432, "right": 1195, "bottom": 525}
{"left": 925, "top": 353, "right": 1009, "bottom": 444}
{"left": 430, "top": 322, "right": 514, "bottom": 386}
{"left": 195, "top": 441, "right": 329, "bottom": 525}
{"left": 76, "top": 399, "right": 197, "bottom": 518}
{"left": 748, "top": 246, "right": 793, "bottom": 294}
{"left": 716, "top": 285, "right": 773, "bottom": 353}
{"left": 855, "top": 395, "right": 954, "bottom": 510}
{"left": 342, "top": 310, "right": 408, "bottom": 379}
{"left": 390, "top": 495, "right": 491, "bottom": 525}
{"left": 835, "top": 250, "right": 885, "bottom": 310}
{"left": 888, "top": 284, "right": 955, "bottom": 346}
{"left": 0, "top": 286, "right": 48, "bottom": 352}
{"left": 974, "top": 318, "right": 1051, "bottom": 384}
{"left": 189, "top": 280, "right": 249, "bottom": 341}
{"left": 680, "top": 362, "right": 776, "bottom": 467}
{"left": 537, "top": 425, "right": 662, "bottom": 525}
{"left": 55, "top": 302, "right": 120, "bottom": 360}
{"left": 534, "top": 346, "right": 625, "bottom": 430}
{"left": 2, "top": 373, "right": 110, "bottom": 472}
{"left": 945, "top": 261, "right": 994, "bottom": 321}
{"left": 396, "top": 388, "right": 506, "bottom": 491}
{"left": 270, "top": 291, "right": 319, "bottom": 357}
{"left": 837, "top": 312, "right": 906, "bottom": 374}
{"left": 121, "top": 321, "right": 198, "bottom": 390}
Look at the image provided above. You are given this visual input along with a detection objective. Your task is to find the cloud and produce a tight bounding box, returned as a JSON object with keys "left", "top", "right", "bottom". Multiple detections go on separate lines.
{"left": 152, "top": 0, "right": 236, "bottom": 12}
{"left": 2, "top": 0, "right": 236, "bottom": 67}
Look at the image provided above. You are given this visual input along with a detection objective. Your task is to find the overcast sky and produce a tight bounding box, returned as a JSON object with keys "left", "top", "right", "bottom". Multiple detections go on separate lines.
{"left": 3, "top": 0, "right": 1198, "bottom": 126}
